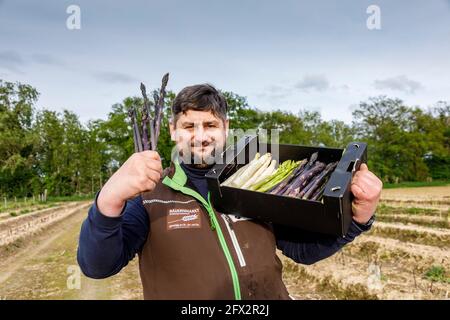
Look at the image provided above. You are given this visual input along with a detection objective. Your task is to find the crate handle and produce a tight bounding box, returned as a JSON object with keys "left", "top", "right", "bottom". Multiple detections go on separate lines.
{"left": 346, "top": 158, "right": 361, "bottom": 177}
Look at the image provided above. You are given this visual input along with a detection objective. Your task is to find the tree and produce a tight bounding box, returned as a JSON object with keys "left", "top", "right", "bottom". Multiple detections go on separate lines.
{"left": 0, "top": 80, "right": 39, "bottom": 197}
{"left": 352, "top": 96, "right": 450, "bottom": 182}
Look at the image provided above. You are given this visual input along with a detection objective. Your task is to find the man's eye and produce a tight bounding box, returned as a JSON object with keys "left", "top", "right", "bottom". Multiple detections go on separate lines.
{"left": 207, "top": 124, "right": 217, "bottom": 128}
{"left": 184, "top": 125, "right": 194, "bottom": 129}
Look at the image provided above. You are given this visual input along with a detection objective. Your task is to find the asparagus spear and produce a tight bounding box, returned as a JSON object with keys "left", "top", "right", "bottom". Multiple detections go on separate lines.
{"left": 280, "top": 152, "right": 318, "bottom": 194}
{"left": 305, "top": 152, "right": 318, "bottom": 169}
{"left": 271, "top": 163, "right": 309, "bottom": 195}
{"left": 128, "top": 107, "right": 143, "bottom": 152}
{"left": 311, "top": 181, "right": 328, "bottom": 201}
{"left": 221, "top": 153, "right": 260, "bottom": 186}
{"left": 284, "top": 161, "right": 326, "bottom": 198}
{"left": 153, "top": 73, "right": 169, "bottom": 151}
{"left": 281, "top": 157, "right": 319, "bottom": 196}
{"left": 140, "top": 83, "right": 151, "bottom": 150}
{"left": 242, "top": 157, "right": 274, "bottom": 189}
{"left": 253, "top": 160, "right": 299, "bottom": 192}
{"left": 296, "top": 177, "right": 316, "bottom": 198}
{"left": 151, "top": 91, "right": 159, "bottom": 150}
{"left": 302, "top": 162, "right": 338, "bottom": 199}
{"left": 128, "top": 109, "right": 139, "bottom": 152}
{"left": 137, "top": 73, "right": 170, "bottom": 151}
{"left": 269, "top": 159, "right": 307, "bottom": 195}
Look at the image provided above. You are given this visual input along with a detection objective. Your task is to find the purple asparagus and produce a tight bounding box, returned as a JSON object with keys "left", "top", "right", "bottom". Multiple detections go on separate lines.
{"left": 153, "top": 73, "right": 169, "bottom": 151}
{"left": 140, "top": 83, "right": 151, "bottom": 150}
{"left": 137, "top": 73, "right": 170, "bottom": 151}
{"left": 283, "top": 161, "right": 325, "bottom": 196}
{"left": 301, "top": 161, "right": 338, "bottom": 199}
{"left": 128, "top": 107, "right": 143, "bottom": 152}
{"left": 311, "top": 182, "right": 327, "bottom": 201}
{"left": 286, "top": 162, "right": 326, "bottom": 198}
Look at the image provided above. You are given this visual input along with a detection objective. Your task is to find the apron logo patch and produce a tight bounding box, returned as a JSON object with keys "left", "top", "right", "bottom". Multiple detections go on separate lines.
{"left": 167, "top": 208, "right": 201, "bottom": 230}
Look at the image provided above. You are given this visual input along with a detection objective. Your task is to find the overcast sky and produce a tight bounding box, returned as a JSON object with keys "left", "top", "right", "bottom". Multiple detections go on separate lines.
{"left": 1, "top": 0, "right": 449, "bottom": 124}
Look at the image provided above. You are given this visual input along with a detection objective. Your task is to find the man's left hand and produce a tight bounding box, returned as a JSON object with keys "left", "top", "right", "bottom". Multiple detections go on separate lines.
{"left": 350, "top": 163, "right": 383, "bottom": 225}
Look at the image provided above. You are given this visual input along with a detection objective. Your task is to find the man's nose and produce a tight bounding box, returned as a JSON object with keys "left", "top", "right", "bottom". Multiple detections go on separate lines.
{"left": 193, "top": 126, "right": 208, "bottom": 145}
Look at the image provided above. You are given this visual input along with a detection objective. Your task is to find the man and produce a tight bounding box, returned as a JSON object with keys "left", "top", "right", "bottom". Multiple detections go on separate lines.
{"left": 77, "top": 84, "right": 382, "bottom": 300}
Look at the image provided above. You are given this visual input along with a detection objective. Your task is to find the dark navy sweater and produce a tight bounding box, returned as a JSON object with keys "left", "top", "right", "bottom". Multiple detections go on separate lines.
{"left": 77, "top": 162, "right": 372, "bottom": 279}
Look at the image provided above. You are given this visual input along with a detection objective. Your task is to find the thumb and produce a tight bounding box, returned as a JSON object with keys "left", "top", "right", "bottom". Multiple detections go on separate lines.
{"left": 359, "top": 163, "right": 369, "bottom": 171}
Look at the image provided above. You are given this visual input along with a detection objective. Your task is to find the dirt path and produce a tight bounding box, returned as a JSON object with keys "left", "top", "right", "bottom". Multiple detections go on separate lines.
{"left": 0, "top": 203, "right": 142, "bottom": 300}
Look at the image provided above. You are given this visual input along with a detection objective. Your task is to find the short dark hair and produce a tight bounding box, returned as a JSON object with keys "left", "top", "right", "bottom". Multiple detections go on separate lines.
{"left": 171, "top": 84, "right": 227, "bottom": 123}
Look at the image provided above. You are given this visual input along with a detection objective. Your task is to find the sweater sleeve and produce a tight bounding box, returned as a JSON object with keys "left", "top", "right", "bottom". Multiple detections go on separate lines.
{"left": 76, "top": 192, "right": 149, "bottom": 279}
{"left": 274, "top": 218, "right": 374, "bottom": 265}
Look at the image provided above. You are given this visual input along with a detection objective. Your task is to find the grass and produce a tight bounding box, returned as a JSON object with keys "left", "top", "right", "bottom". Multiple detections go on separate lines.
{"left": 423, "top": 266, "right": 450, "bottom": 284}
{"left": 5, "top": 202, "right": 65, "bottom": 218}
{"left": 46, "top": 194, "right": 94, "bottom": 202}
{"left": 369, "top": 226, "right": 450, "bottom": 248}
{"left": 0, "top": 194, "right": 94, "bottom": 214}
{"left": 383, "top": 180, "right": 450, "bottom": 189}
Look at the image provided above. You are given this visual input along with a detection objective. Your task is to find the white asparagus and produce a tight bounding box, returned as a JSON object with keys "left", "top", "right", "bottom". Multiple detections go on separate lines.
{"left": 249, "top": 160, "right": 279, "bottom": 190}
{"left": 221, "top": 163, "right": 249, "bottom": 186}
{"left": 231, "top": 153, "right": 271, "bottom": 188}
{"left": 221, "top": 153, "right": 260, "bottom": 186}
{"left": 241, "top": 154, "right": 272, "bottom": 189}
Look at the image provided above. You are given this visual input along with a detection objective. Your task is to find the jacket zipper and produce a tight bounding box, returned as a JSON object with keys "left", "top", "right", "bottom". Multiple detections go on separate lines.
{"left": 162, "top": 175, "right": 242, "bottom": 300}
{"left": 206, "top": 193, "right": 242, "bottom": 300}
{"left": 222, "top": 214, "right": 246, "bottom": 267}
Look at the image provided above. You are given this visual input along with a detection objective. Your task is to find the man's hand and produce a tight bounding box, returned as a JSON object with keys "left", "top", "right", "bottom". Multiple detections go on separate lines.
{"left": 350, "top": 163, "right": 383, "bottom": 225}
{"left": 97, "top": 151, "right": 163, "bottom": 217}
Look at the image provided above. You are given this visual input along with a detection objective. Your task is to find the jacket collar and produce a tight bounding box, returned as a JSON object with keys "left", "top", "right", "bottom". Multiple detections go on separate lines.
{"left": 166, "top": 157, "right": 187, "bottom": 187}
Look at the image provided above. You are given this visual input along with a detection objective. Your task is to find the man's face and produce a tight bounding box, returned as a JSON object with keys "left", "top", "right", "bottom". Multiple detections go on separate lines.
{"left": 169, "top": 110, "right": 229, "bottom": 168}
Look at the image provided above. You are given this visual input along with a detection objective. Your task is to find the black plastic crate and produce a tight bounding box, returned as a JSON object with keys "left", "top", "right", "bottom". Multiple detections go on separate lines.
{"left": 205, "top": 135, "right": 367, "bottom": 236}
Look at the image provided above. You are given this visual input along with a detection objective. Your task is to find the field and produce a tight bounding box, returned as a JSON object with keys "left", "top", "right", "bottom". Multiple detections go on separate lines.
{"left": 0, "top": 186, "right": 448, "bottom": 300}
{"left": 283, "top": 185, "right": 450, "bottom": 299}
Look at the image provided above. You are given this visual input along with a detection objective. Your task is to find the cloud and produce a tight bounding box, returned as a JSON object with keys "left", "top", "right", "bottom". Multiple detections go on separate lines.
{"left": 31, "top": 53, "right": 65, "bottom": 66}
{"left": 295, "top": 74, "right": 330, "bottom": 92}
{"left": 0, "top": 50, "right": 25, "bottom": 73}
{"left": 374, "top": 75, "right": 423, "bottom": 94}
{"left": 267, "top": 84, "right": 292, "bottom": 96}
{"left": 257, "top": 84, "right": 292, "bottom": 102}
{"left": 93, "top": 71, "right": 139, "bottom": 84}
{"left": 257, "top": 76, "right": 338, "bottom": 104}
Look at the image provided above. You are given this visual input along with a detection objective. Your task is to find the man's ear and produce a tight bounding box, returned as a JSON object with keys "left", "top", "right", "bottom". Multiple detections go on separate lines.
{"left": 169, "top": 119, "right": 176, "bottom": 141}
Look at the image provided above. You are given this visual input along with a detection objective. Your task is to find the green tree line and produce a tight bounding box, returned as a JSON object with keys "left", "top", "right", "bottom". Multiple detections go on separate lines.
{"left": 0, "top": 80, "right": 448, "bottom": 197}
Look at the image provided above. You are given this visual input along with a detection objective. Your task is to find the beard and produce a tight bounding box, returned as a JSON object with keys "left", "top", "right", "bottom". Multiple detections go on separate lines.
{"left": 179, "top": 140, "right": 224, "bottom": 169}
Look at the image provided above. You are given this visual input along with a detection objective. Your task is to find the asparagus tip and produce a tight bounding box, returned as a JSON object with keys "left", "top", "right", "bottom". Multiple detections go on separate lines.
{"left": 162, "top": 73, "right": 169, "bottom": 86}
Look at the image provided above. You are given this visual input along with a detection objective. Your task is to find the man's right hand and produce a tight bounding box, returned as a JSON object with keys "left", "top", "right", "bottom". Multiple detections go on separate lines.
{"left": 97, "top": 151, "right": 163, "bottom": 217}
